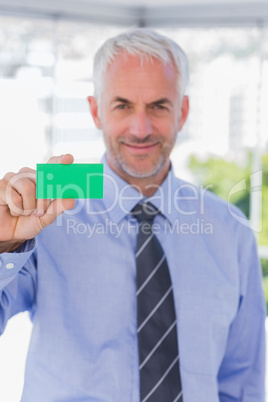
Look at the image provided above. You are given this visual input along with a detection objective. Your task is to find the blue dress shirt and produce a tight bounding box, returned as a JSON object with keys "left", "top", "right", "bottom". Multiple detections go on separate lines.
{"left": 0, "top": 155, "right": 266, "bottom": 401}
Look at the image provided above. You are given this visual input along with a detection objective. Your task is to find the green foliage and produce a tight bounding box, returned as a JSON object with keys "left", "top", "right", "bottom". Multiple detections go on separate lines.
{"left": 260, "top": 156, "right": 268, "bottom": 247}
{"left": 262, "top": 276, "right": 268, "bottom": 315}
{"left": 189, "top": 155, "right": 251, "bottom": 217}
{"left": 262, "top": 154, "right": 268, "bottom": 186}
{"left": 261, "top": 259, "right": 268, "bottom": 277}
{"left": 189, "top": 153, "right": 268, "bottom": 245}
{"left": 261, "top": 186, "right": 268, "bottom": 247}
{"left": 261, "top": 260, "right": 268, "bottom": 314}
{"left": 189, "top": 153, "right": 268, "bottom": 314}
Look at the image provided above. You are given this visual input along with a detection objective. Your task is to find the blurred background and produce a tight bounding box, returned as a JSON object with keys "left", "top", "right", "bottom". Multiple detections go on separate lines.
{"left": 0, "top": 0, "right": 267, "bottom": 400}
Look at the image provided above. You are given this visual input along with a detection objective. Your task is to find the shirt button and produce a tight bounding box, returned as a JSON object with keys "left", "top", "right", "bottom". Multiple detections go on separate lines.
{"left": 6, "top": 263, "right": 15, "bottom": 269}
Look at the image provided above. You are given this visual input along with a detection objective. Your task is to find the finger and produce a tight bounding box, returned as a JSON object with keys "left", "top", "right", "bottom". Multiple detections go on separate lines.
{"left": 35, "top": 154, "right": 74, "bottom": 215}
{"left": 10, "top": 171, "right": 37, "bottom": 215}
{"left": 1, "top": 173, "right": 25, "bottom": 215}
{"left": 0, "top": 172, "right": 15, "bottom": 206}
{"left": 5, "top": 185, "right": 24, "bottom": 216}
{"left": 39, "top": 198, "right": 75, "bottom": 228}
{"left": 18, "top": 167, "right": 36, "bottom": 184}
{"left": 8, "top": 176, "right": 37, "bottom": 215}
{"left": 34, "top": 154, "right": 74, "bottom": 217}
{"left": 35, "top": 198, "right": 51, "bottom": 217}
{"left": 1, "top": 173, "right": 31, "bottom": 216}
{"left": 19, "top": 167, "right": 36, "bottom": 174}
{"left": 47, "top": 154, "right": 74, "bottom": 165}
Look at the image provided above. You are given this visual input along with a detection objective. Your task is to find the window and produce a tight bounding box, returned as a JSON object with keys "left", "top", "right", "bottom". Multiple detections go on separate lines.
{"left": 0, "top": 14, "right": 267, "bottom": 401}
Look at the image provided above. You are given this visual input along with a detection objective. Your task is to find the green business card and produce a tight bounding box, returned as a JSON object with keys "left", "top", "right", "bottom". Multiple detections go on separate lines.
{"left": 36, "top": 163, "right": 103, "bottom": 199}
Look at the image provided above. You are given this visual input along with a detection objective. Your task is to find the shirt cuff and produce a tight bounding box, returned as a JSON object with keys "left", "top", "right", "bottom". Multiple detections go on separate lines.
{"left": 0, "top": 239, "right": 36, "bottom": 286}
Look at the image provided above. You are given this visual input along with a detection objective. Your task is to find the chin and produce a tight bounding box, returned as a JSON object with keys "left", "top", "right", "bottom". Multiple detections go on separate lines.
{"left": 121, "top": 161, "right": 164, "bottom": 179}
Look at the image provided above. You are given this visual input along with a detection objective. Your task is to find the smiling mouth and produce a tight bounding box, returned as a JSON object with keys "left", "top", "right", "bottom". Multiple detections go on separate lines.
{"left": 123, "top": 142, "right": 158, "bottom": 153}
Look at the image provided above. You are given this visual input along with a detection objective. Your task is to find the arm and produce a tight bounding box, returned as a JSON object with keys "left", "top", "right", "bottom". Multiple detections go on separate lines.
{"left": 0, "top": 154, "right": 75, "bottom": 334}
{"left": 0, "top": 240, "right": 36, "bottom": 334}
{"left": 218, "top": 227, "right": 266, "bottom": 401}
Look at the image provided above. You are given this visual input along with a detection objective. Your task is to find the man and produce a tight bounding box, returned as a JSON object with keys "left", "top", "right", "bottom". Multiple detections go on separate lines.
{"left": 0, "top": 29, "right": 266, "bottom": 401}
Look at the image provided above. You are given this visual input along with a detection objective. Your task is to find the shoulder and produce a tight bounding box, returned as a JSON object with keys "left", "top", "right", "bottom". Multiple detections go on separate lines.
{"left": 173, "top": 176, "right": 252, "bottom": 238}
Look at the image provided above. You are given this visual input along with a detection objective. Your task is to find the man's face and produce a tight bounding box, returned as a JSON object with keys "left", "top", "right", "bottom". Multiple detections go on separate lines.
{"left": 89, "top": 53, "right": 188, "bottom": 184}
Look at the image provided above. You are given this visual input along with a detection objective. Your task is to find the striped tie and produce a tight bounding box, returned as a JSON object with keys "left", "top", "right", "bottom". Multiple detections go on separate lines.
{"left": 132, "top": 202, "right": 183, "bottom": 402}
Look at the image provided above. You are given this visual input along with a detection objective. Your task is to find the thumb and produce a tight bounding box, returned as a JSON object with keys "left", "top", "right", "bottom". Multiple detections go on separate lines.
{"left": 39, "top": 198, "right": 76, "bottom": 228}
{"left": 47, "top": 153, "right": 74, "bottom": 165}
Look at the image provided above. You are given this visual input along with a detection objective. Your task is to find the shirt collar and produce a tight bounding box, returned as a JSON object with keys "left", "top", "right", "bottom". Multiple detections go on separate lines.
{"left": 101, "top": 154, "right": 179, "bottom": 225}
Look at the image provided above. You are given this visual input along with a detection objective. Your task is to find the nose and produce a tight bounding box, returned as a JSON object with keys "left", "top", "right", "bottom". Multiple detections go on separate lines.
{"left": 129, "top": 111, "right": 153, "bottom": 139}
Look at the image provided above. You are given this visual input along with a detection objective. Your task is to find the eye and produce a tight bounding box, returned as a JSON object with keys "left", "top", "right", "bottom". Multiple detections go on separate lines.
{"left": 115, "top": 103, "right": 129, "bottom": 110}
{"left": 151, "top": 104, "right": 168, "bottom": 111}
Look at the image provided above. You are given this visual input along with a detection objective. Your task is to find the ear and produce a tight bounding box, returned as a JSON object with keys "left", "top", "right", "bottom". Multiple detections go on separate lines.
{"left": 87, "top": 96, "right": 102, "bottom": 129}
{"left": 178, "top": 95, "right": 189, "bottom": 131}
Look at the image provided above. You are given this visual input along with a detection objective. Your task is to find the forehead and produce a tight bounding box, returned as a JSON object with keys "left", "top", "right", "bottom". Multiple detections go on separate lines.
{"left": 103, "top": 52, "right": 178, "bottom": 99}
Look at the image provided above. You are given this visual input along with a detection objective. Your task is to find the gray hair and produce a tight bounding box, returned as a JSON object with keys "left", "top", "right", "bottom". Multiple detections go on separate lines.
{"left": 93, "top": 28, "right": 189, "bottom": 103}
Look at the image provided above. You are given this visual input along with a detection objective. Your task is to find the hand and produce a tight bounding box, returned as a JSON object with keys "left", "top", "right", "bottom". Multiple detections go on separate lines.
{"left": 0, "top": 154, "right": 76, "bottom": 252}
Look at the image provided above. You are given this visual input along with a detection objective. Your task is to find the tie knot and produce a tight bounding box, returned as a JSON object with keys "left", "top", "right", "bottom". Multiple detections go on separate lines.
{"left": 131, "top": 202, "right": 159, "bottom": 223}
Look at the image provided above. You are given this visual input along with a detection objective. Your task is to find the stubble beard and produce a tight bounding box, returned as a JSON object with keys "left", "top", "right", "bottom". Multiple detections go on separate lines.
{"left": 114, "top": 152, "right": 167, "bottom": 179}
{"left": 104, "top": 135, "right": 175, "bottom": 179}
